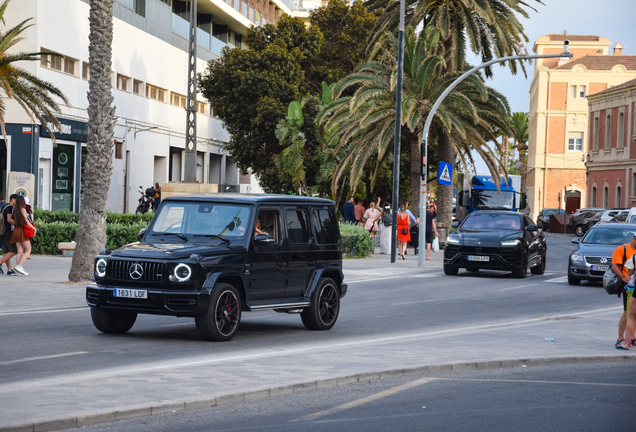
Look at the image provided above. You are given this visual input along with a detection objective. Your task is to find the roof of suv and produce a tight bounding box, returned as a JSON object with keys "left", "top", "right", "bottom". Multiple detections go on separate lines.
{"left": 163, "top": 193, "right": 335, "bottom": 205}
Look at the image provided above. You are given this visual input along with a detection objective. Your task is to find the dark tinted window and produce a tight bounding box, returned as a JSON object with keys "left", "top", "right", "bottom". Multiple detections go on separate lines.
{"left": 285, "top": 209, "right": 309, "bottom": 243}
{"left": 461, "top": 213, "right": 522, "bottom": 230}
{"left": 312, "top": 208, "right": 337, "bottom": 244}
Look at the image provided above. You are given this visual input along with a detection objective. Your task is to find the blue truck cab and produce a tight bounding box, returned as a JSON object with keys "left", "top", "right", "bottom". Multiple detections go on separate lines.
{"left": 457, "top": 174, "right": 524, "bottom": 221}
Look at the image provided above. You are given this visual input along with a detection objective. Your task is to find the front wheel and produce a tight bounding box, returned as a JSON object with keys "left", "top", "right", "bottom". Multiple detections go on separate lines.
{"left": 575, "top": 225, "right": 585, "bottom": 236}
{"left": 91, "top": 308, "right": 137, "bottom": 334}
{"left": 568, "top": 274, "right": 581, "bottom": 285}
{"left": 301, "top": 278, "right": 340, "bottom": 331}
{"left": 530, "top": 253, "right": 546, "bottom": 275}
{"left": 512, "top": 258, "right": 527, "bottom": 278}
{"left": 196, "top": 283, "right": 241, "bottom": 341}
{"left": 443, "top": 264, "right": 459, "bottom": 275}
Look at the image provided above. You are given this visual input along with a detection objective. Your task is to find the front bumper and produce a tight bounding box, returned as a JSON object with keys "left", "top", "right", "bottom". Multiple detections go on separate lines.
{"left": 568, "top": 259, "right": 607, "bottom": 281}
{"left": 444, "top": 245, "right": 521, "bottom": 270}
{"left": 86, "top": 282, "right": 211, "bottom": 316}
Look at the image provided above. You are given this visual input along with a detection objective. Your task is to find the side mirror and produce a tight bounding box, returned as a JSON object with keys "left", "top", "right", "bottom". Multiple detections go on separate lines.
{"left": 526, "top": 224, "right": 537, "bottom": 232}
{"left": 452, "top": 221, "right": 460, "bottom": 229}
{"left": 138, "top": 228, "right": 147, "bottom": 241}
{"left": 571, "top": 238, "right": 580, "bottom": 244}
{"left": 253, "top": 234, "right": 274, "bottom": 245}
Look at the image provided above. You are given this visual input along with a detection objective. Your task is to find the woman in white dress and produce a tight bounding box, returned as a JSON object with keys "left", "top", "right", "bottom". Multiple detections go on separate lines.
{"left": 379, "top": 203, "right": 392, "bottom": 254}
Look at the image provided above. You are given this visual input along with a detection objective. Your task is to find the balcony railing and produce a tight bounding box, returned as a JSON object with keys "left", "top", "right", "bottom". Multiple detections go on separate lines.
{"left": 289, "top": 0, "right": 328, "bottom": 12}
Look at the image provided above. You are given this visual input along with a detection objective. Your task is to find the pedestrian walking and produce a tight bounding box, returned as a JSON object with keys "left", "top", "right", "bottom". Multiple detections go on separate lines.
{"left": 425, "top": 204, "right": 440, "bottom": 260}
{"left": 379, "top": 203, "right": 392, "bottom": 254}
{"left": 617, "top": 253, "right": 636, "bottom": 350}
{"left": 354, "top": 198, "right": 365, "bottom": 225}
{"left": 397, "top": 204, "right": 410, "bottom": 260}
{"left": 0, "top": 194, "right": 18, "bottom": 275}
{"left": 10, "top": 196, "right": 36, "bottom": 276}
{"left": 363, "top": 202, "right": 381, "bottom": 238}
{"left": 610, "top": 236, "right": 636, "bottom": 349}
{"left": 342, "top": 196, "right": 355, "bottom": 224}
{"left": 154, "top": 182, "right": 162, "bottom": 210}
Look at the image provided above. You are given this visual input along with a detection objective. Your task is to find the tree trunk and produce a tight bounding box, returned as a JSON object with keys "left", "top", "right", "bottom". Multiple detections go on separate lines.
{"left": 499, "top": 135, "right": 509, "bottom": 174}
{"left": 436, "top": 133, "right": 455, "bottom": 228}
{"left": 68, "top": 0, "right": 116, "bottom": 282}
{"left": 518, "top": 144, "right": 527, "bottom": 194}
{"left": 407, "top": 129, "right": 421, "bottom": 218}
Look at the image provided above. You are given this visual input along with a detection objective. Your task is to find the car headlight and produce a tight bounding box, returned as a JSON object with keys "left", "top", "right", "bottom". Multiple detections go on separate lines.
{"left": 570, "top": 253, "right": 584, "bottom": 262}
{"left": 500, "top": 239, "right": 520, "bottom": 246}
{"left": 95, "top": 258, "right": 107, "bottom": 278}
{"left": 447, "top": 236, "right": 460, "bottom": 244}
{"left": 170, "top": 263, "right": 192, "bottom": 282}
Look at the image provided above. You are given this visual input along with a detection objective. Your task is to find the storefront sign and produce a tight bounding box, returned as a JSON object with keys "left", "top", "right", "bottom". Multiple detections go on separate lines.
{"left": 7, "top": 172, "right": 35, "bottom": 201}
{"left": 40, "top": 116, "right": 88, "bottom": 142}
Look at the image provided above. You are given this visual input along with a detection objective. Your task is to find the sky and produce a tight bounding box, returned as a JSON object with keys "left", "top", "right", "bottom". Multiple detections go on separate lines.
{"left": 469, "top": 0, "right": 636, "bottom": 173}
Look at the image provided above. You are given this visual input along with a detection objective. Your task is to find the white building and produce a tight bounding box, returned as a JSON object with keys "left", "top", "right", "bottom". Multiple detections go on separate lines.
{"left": 1, "top": 0, "right": 311, "bottom": 212}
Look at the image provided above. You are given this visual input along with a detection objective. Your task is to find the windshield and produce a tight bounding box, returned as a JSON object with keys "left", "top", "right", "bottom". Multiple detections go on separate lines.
{"left": 150, "top": 201, "right": 251, "bottom": 240}
{"left": 544, "top": 209, "right": 564, "bottom": 216}
{"left": 461, "top": 213, "right": 523, "bottom": 231}
{"left": 582, "top": 227, "right": 636, "bottom": 245}
{"left": 471, "top": 190, "right": 515, "bottom": 210}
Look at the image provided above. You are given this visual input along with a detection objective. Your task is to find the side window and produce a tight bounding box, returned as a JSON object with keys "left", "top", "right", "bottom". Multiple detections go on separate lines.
{"left": 255, "top": 210, "right": 280, "bottom": 243}
{"left": 285, "top": 209, "right": 309, "bottom": 244}
{"left": 312, "top": 208, "right": 337, "bottom": 244}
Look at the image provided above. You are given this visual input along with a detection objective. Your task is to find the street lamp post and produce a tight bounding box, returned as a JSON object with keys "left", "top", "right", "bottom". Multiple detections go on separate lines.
{"left": 390, "top": 0, "right": 406, "bottom": 264}
{"left": 184, "top": 0, "right": 198, "bottom": 182}
{"left": 417, "top": 42, "right": 574, "bottom": 267}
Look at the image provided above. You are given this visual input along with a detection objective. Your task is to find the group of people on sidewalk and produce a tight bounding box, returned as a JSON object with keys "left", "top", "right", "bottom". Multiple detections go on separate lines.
{"left": 611, "top": 237, "right": 636, "bottom": 350}
{"left": 0, "top": 194, "right": 36, "bottom": 276}
{"left": 342, "top": 196, "right": 439, "bottom": 260}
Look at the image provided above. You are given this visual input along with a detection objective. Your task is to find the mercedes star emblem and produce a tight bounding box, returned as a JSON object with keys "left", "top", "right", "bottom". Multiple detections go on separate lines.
{"left": 600, "top": 257, "right": 608, "bottom": 264}
{"left": 129, "top": 263, "right": 144, "bottom": 280}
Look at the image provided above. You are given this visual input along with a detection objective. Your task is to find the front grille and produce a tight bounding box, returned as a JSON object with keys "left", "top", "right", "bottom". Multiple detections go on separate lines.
{"left": 107, "top": 260, "right": 166, "bottom": 282}
{"left": 584, "top": 256, "right": 611, "bottom": 265}
{"left": 447, "top": 245, "right": 519, "bottom": 264}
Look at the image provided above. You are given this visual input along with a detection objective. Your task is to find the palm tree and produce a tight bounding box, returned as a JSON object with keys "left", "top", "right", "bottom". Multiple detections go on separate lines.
{"left": 68, "top": 0, "right": 116, "bottom": 282}
{"left": 365, "top": 0, "right": 541, "bottom": 78}
{"left": 509, "top": 111, "right": 528, "bottom": 193}
{"left": 0, "top": 0, "right": 68, "bottom": 143}
{"left": 318, "top": 27, "right": 511, "bottom": 222}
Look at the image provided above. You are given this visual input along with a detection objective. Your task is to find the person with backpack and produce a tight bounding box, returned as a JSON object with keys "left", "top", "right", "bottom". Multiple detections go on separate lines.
{"left": 610, "top": 236, "right": 636, "bottom": 349}
{"left": 379, "top": 202, "right": 393, "bottom": 254}
{"left": 0, "top": 194, "right": 18, "bottom": 276}
{"left": 616, "top": 251, "right": 636, "bottom": 350}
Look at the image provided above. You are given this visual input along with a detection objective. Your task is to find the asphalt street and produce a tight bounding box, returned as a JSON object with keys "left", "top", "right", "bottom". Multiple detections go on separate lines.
{"left": 0, "top": 232, "right": 618, "bottom": 388}
{"left": 58, "top": 362, "right": 636, "bottom": 432}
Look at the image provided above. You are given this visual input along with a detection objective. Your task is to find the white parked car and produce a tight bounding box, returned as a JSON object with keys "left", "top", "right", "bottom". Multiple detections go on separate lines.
{"left": 600, "top": 208, "right": 629, "bottom": 222}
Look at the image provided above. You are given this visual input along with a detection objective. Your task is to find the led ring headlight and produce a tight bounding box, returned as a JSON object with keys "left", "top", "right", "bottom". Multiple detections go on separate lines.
{"left": 172, "top": 263, "right": 192, "bottom": 282}
{"left": 95, "top": 258, "right": 107, "bottom": 278}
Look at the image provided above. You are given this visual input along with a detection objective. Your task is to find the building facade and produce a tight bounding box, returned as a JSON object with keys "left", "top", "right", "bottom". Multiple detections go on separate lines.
{"left": 526, "top": 34, "right": 636, "bottom": 219}
{"left": 586, "top": 77, "right": 636, "bottom": 209}
{"left": 1, "top": 0, "right": 311, "bottom": 212}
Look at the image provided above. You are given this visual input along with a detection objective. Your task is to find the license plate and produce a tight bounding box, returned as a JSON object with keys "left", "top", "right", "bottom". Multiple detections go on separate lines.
{"left": 591, "top": 265, "right": 608, "bottom": 272}
{"left": 113, "top": 288, "right": 147, "bottom": 299}
{"left": 467, "top": 255, "right": 489, "bottom": 262}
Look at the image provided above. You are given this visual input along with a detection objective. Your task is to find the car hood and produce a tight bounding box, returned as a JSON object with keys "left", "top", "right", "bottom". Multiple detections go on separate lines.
{"left": 572, "top": 242, "right": 617, "bottom": 258}
{"left": 452, "top": 229, "right": 523, "bottom": 246}
{"left": 110, "top": 240, "right": 246, "bottom": 260}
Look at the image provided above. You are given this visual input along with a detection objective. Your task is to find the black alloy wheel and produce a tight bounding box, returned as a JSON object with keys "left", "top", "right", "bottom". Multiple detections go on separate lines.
{"left": 91, "top": 308, "right": 137, "bottom": 334}
{"left": 196, "top": 283, "right": 241, "bottom": 341}
{"left": 575, "top": 225, "right": 585, "bottom": 236}
{"left": 530, "top": 252, "right": 546, "bottom": 275}
{"left": 443, "top": 264, "right": 459, "bottom": 275}
{"left": 301, "top": 278, "right": 340, "bottom": 330}
{"left": 568, "top": 274, "right": 581, "bottom": 285}
{"left": 512, "top": 254, "right": 527, "bottom": 278}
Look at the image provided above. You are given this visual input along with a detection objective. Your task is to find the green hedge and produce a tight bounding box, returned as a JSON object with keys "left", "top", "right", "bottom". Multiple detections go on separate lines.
{"left": 339, "top": 223, "right": 373, "bottom": 258}
{"left": 33, "top": 209, "right": 154, "bottom": 226}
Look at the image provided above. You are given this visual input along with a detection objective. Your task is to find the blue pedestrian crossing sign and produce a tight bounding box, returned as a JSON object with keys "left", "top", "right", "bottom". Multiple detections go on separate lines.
{"left": 438, "top": 162, "right": 453, "bottom": 186}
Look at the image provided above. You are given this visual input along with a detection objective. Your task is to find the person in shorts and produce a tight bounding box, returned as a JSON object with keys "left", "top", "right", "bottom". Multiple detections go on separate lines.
{"left": 424, "top": 204, "right": 439, "bottom": 260}
{"left": 0, "top": 194, "right": 18, "bottom": 276}
{"left": 611, "top": 236, "right": 636, "bottom": 348}
{"left": 617, "top": 252, "right": 636, "bottom": 349}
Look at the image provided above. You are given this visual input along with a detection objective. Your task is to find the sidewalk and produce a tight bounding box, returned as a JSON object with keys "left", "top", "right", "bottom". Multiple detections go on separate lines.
{"left": 0, "top": 255, "right": 634, "bottom": 431}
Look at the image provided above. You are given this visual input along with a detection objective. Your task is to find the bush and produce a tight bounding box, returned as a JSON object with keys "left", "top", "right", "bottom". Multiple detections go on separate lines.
{"left": 105, "top": 223, "right": 148, "bottom": 250}
{"left": 339, "top": 223, "right": 373, "bottom": 258}
{"left": 32, "top": 209, "right": 154, "bottom": 226}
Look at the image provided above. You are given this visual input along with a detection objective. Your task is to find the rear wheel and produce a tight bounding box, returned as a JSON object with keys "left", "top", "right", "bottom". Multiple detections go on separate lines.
{"left": 443, "top": 264, "right": 459, "bottom": 275}
{"left": 196, "top": 283, "right": 241, "bottom": 341}
{"left": 301, "top": 278, "right": 340, "bottom": 331}
{"left": 91, "top": 308, "right": 137, "bottom": 334}
{"left": 568, "top": 274, "right": 581, "bottom": 285}
{"left": 575, "top": 225, "right": 585, "bottom": 236}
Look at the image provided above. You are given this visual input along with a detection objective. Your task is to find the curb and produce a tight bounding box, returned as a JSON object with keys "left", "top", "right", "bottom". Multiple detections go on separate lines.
{"left": 1, "top": 354, "right": 634, "bottom": 432}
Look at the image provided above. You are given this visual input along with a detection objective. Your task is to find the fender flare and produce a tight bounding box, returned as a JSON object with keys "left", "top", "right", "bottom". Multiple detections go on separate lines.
{"left": 202, "top": 271, "right": 247, "bottom": 306}
{"left": 304, "top": 268, "right": 345, "bottom": 301}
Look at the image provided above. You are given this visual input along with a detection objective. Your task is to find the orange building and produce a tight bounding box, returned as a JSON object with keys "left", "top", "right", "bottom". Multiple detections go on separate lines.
{"left": 526, "top": 35, "right": 636, "bottom": 218}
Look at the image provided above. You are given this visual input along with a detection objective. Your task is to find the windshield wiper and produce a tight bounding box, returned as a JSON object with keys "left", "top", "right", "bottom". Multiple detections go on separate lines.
{"left": 193, "top": 234, "right": 231, "bottom": 245}
{"left": 155, "top": 232, "right": 188, "bottom": 241}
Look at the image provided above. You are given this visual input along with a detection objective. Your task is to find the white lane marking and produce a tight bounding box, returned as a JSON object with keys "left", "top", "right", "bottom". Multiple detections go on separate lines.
{"left": 346, "top": 275, "right": 405, "bottom": 283}
{"left": 291, "top": 377, "right": 436, "bottom": 422}
{"left": 0, "top": 306, "right": 88, "bottom": 316}
{"left": 436, "top": 377, "right": 636, "bottom": 388}
{"left": 409, "top": 273, "right": 444, "bottom": 278}
{"left": 393, "top": 299, "right": 443, "bottom": 305}
{"left": 0, "top": 352, "right": 89, "bottom": 366}
{"left": 0, "top": 306, "right": 621, "bottom": 393}
{"left": 498, "top": 283, "right": 539, "bottom": 292}
{"left": 544, "top": 276, "right": 569, "bottom": 284}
